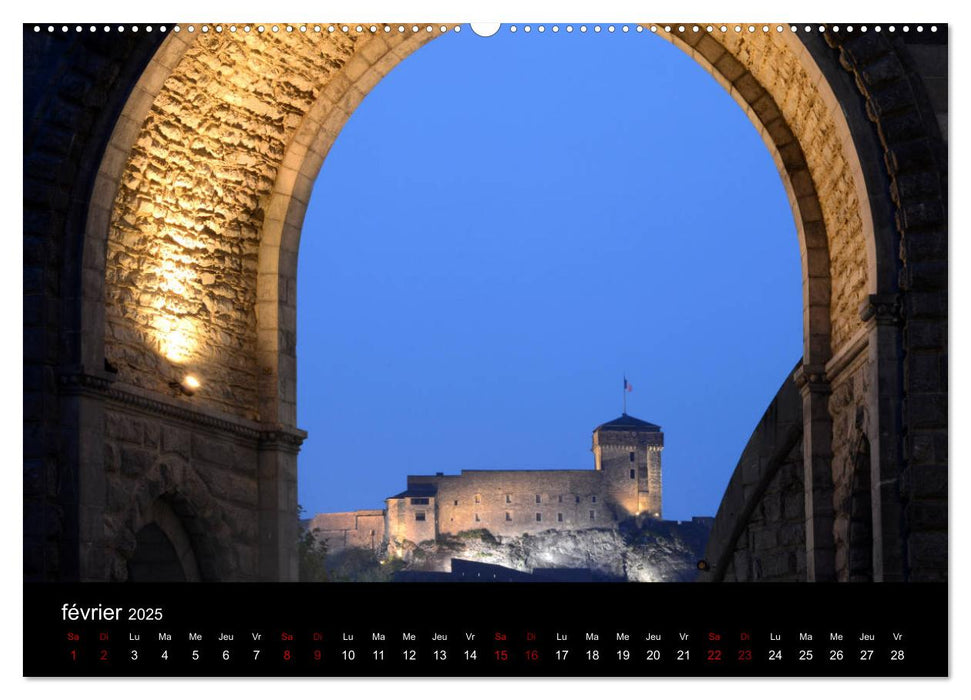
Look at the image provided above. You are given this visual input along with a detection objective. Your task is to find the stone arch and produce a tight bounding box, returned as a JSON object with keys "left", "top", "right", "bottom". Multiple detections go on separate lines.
{"left": 106, "top": 454, "right": 232, "bottom": 581}
{"left": 24, "top": 23, "right": 946, "bottom": 582}
{"left": 127, "top": 498, "right": 201, "bottom": 582}
{"left": 90, "top": 26, "right": 887, "bottom": 581}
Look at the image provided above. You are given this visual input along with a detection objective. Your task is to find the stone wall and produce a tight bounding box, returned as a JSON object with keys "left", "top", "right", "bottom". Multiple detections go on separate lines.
{"left": 24, "top": 28, "right": 167, "bottom": 581}
{"left": 391, "top": 470, "right": 612, "bottom": 542}
{"left": 827, "top": 345, "right": 871, "bottom": 581}
{"left": 307, "top": 510, "right": 385, "bottom": 553}
{"left": 100, "top": 27, "right": 442, "bottom": 426}
{"left": 387, "top": 494, "right": 437, "bottom": 545}
{"left": 701, "top": 367, "right": 805, "bottom": 582}
{"left": 821, "top": 28, "right": 949, "bottom": 581}
{"left": 104, "top": 29, "right": 362, "bottom": 420}
{"left": 722, "top": 451, "right": 806, "bottom": 582}
{"left": 593, "top": 430, "right": 663, "bottom": 518}
{"left": 97, "top": 399, "right": 273, "bottom": 581}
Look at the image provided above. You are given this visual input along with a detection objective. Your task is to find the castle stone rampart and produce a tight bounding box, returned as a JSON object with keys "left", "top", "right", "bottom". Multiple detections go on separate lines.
{"left": 308, "top": 510, "right": 385, "bottom": 553}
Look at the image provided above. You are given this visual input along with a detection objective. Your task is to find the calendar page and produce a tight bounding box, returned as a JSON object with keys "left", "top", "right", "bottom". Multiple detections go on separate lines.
{"left": 22, "top": 9, "right": 949, "bottom": 680}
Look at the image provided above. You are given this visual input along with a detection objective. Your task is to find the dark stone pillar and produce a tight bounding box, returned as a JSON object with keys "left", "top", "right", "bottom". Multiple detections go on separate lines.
{"left": 795, "top": 364, "right": 836, "bottom": 581}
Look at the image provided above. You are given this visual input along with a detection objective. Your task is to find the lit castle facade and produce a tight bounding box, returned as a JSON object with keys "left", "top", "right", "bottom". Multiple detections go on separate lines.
{"left": 307, "top": 414, "right": 664, "bottom": 555}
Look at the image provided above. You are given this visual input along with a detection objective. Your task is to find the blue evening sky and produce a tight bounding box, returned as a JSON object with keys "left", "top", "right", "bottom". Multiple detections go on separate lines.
{"left": 296, "top": 26, "right": 802, "bottom": 522}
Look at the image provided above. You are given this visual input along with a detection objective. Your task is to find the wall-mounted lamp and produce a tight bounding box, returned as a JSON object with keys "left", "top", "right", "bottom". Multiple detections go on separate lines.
{"left": 169, "top": 374, "right": 201, "bottom": 396}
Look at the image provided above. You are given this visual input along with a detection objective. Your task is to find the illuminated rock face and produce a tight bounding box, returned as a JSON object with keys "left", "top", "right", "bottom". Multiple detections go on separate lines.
{"left": 394, "top": 518, "right": 712, "bottom": 582}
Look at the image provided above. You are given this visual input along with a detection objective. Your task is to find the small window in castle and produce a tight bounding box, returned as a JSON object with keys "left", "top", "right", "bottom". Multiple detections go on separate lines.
{"left": 630, "top": 451, "right": 635, "bottom": 462}
{"left": 536, "top": 513, "right": 542, "bottom": 522}
{"left": 505, "top": 512, "right": 512, "bottom": 521}
{"left": 410, "top": 497, "right": 429, "bottom": 505}
{"left": 505, "top": 494, "right": 511, "bottom": 504}
{"left": 592, "top": 496, "right": 597, "bottom": 503}
{"left": 558, "top": 495, "right": 563, "bottom": 503}
{"left": 475, "top": 513, "right": 480, "bottom": 522}
{"left": 454, "top": 499, "right": 459, "bottom": 506}
{"left": 535, "top": 494, "right": 541, "bottom": 504}
{"left": 590, "top": 510, "right": 596, "bottom": 520}
{"left": 630, "top": 469, "right": 636, "bottom": 480}
{"left": 415, "top": 512, "right": 426, "bottom": 522}
{"left": 475, "top": 494, "right": 481, "bottom": 504}
{"left": 557, "top": 513, "right": 563, "bottom": 522}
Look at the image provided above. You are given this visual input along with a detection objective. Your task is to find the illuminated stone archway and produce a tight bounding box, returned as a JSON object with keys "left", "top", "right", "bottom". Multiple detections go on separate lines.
{"left": 25, "top": 23, "right": 945, "bottom": 582}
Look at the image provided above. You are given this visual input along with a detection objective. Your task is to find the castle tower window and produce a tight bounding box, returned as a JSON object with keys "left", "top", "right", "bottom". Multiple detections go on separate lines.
{"left": 630, "top": 469, "right": 636, "bottom": 479}
{"left": 535, "top": 494, "right": 541, "bottom": 504}
{"left": 558, "top": 495, "right": 563, "bottom": 503}
{"left": 575, "top": 496, "right": 580, "bottom": 504}
{"left": 410, "top": 497, "right": 429, "bottom": 505}
{"left": 505, "top": 494, "right": 511, "bottom": 504}
{"left": 590, "top": 510, "right": 596, "bottom": 520}
{"left": 591, "top": 496, "right": 597, "bottom": 503}
{"left": 475, "top": 513, "right": 480, "bottom": 522}
{"left": 630, "top": 451, "right": 635, "bottom": 462}
{"left": 505, "top": 512, "right": 512, "bottom": 521}
{"left": 415, "top": 512, "right": 426, "bottom": 522}
{"left": 557, "top": 513, "right": 563, "bottom": 522}
{"left": 536, "top": 513, "right": 542, "bottom": 522}
{"left": 454, "top": 499, "right": 459, "bottom": 506}
{"left": 474, "top": 494, "right": 481, "bottom": 504}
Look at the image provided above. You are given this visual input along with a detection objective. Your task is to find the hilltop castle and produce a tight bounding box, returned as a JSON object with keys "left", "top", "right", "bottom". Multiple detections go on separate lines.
{"left": 307, "top": 413, "right": 665, "bottom": 556}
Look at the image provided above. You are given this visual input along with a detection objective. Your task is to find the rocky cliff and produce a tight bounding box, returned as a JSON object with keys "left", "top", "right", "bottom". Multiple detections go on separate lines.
{"left": 389, "top": 516, "right": 711, "bottom": 582}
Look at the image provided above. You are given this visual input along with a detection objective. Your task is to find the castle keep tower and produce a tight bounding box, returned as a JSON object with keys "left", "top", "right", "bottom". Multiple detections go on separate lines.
{"left": 592, "top": 414, "right": 664, "bottom": 519}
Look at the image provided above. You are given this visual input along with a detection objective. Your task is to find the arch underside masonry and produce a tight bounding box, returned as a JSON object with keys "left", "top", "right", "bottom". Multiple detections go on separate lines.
{"left": 23, "top": 24, "right": 946, "bottom": 582}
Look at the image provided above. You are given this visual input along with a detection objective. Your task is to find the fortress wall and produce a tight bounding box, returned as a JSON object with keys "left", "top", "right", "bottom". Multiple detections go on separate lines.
{"left": 432, "top": 470, "right": 611, "bottom": 538}
{"left": 594, "top": 430, "right": 664, "bottom": 518}
{"left": 308, "top": 510, "right": 385, "bottom": 553}
{"left": 387, "top": 496, "right": 437, "bottom": 545}
{"left": 597, "top": 444, "right": 641, "bottom": 516}
{"left": 645, "top": 448, "right": 662, "bottom": 516}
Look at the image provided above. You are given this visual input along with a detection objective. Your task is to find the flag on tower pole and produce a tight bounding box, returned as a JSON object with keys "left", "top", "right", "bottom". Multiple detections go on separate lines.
{"left": 623, "top": 376, "right": 632, "bottom": 414}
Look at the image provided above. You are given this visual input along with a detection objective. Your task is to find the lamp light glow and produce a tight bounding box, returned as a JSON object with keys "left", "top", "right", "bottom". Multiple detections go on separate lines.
{"left": 169, "top": 373, "right": 201, "bottom": 396}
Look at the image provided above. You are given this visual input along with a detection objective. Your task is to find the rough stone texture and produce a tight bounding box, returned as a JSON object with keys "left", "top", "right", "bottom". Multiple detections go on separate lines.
{"left": 24, "top": 27, "right": 166, "bottom": 581}
{"left": 666, "top": 27, "right": 867, "bottom": 357}
{"left": 824, "top": 28, "right": 948, "bottom": 581}
{"left": 722, "top": 457, "right": 806, "bottom": 582}
{"left": 716, "top": 30, "right": 867, "bottom": 353}
{"left": 307, "top": 510, "right": 385, "bottom": 553}
{"left": 701, "top": 366, "right": 805, "bottom": 582}
{"left": 828, "top": 353, "right": 870, "bottom": 581}
{"left": 102, "top": 405, "right": 261, "bottom": 581}
{"left": 105, "top": 29, "right": 361, "bottom": 419}
{"left": 393, "top": 518, "right": 711, "bottom": 582}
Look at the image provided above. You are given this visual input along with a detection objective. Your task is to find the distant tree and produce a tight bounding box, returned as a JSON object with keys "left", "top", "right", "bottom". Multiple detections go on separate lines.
{"left": 325, "top": 548, "right": 403, "bottom": 582}
{"left": 297, "top": 506, "right": 329, "bottom": 582}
